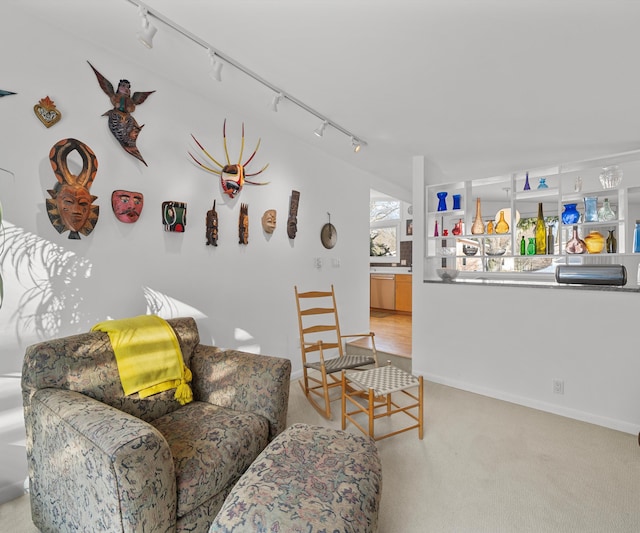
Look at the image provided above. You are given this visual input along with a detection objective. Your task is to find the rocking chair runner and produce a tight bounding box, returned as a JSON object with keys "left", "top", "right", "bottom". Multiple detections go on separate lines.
{"left": 295, "top": 285, "right": 378, "bottom": 419}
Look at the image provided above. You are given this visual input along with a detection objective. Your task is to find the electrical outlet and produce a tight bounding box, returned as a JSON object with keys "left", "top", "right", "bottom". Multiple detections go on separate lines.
{"left": 552, "top": 379, "right": 564, "bottom": 394}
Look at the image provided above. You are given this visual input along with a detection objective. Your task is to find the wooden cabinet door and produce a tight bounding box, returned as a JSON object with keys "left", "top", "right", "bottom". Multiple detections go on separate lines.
{"left": 395, "top": 274, "right": 412, "bottom": 313}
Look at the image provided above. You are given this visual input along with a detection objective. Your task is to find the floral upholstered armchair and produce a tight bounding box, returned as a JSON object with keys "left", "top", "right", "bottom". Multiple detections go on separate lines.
{"left": 21, "top": 317, "right": 291, "bottom": 533}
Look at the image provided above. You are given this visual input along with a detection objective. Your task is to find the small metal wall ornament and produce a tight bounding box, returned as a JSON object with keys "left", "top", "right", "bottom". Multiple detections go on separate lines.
{"left": 189, "top": 119, "right": 269, "bottom": 198}
{"left": 88, "top": 61, "right": 155, "bottom": 166}
{"left": 162, "top": 201, "right": 187, "bottom": 232}
{"left": 287, "top": 190, "right": 300, "bottom": 239}
{"left": 0, "top": 90, "right": 16, "bottom": 97}
{"left": 205, "top": 200, "right": 219, "bottom": 246}
{"left": 34, "top": 96, "right": 62, "bottom": 128}
{"left": 239, "top": 203, "right": 249, "bottom": 244}
{"left": 46, "top": 138, "right": 99, "bottom": 240}
{"left": 261, "top": 209, "right": 276, "bottom": 234}
{"left": 111, "top": 190, "right": 143, "bottom": 223}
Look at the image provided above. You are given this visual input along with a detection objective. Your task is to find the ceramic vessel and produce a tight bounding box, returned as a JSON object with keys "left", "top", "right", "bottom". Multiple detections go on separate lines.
{"left": 471, "top": 198, "right": 485, "bottom": 234}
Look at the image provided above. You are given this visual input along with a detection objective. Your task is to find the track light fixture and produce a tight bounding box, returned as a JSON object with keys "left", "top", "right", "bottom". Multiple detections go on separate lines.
{"left": 208, "top": 49, "right": 223, "bottom": 82}
{"left": 270, "top": 92, "right": 283, "bottom": 112}
{"left": 314, "top": 120, "right": 328, "bottom": 138}
{"left": 127, "top": 0, "right": 366, "bottom": 152}
{"left": 137, "top": 7, "right": 157, "bottom": 48}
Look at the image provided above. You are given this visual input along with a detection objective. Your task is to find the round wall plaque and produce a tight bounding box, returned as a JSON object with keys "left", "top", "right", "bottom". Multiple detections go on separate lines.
{"left": 321, "top": 222, "right": 337, "bottom": 249}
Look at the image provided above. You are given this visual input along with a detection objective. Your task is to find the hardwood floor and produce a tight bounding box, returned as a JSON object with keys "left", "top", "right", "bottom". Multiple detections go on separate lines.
{"left": 349, "top": 310, "right": 412, "bottom": 359}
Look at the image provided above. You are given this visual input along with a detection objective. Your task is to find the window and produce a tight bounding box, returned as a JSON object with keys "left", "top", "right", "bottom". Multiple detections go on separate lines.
{"left": 370, "top": 193, "right": 400, "bottom": 262}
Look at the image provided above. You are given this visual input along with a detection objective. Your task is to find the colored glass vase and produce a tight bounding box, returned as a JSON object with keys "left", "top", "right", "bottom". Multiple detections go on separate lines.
{"left": 436, "top": 192, "right": 448, "bottom": 211}
{"left": 566, "top": 225, "right": 586, "bottom": 254}
{"left": 471, "top": 198, "right": 485, "bottom": 234}
{"left": 561, "top": 203, "right": 580, "bottom": 224}
{"left": 537, "top": 178, "right": 548, "bottom": 189}
{"left": 523, "top": 172, "right": 530, "bottom": 191}
{"left": 584, "top": 231, "right": 605, "bottom": 254}
{"left": 526, "top": 238, "right": 536, "bottom": 255}
{"left": 584, "top": 197, "right": 598, "bottom": 222}
{"left": 495, "top": 210, "right": 509, "bottom": 234}
{"left": 452, "top": 194, "right": 461, "bottom": 210}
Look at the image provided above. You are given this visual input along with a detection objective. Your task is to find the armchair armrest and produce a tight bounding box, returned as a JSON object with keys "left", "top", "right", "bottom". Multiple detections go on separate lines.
{"left": 189, "top": 345, "right": 291, "bottom": 440}
{"left": 27, "top": 388, "right": 176, "bottom": 533}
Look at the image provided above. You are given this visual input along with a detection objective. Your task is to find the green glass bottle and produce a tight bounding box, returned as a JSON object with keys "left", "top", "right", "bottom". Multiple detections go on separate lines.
{"left": 520, "top": 236, "right": 526, "bottom": 255}
{"left": 527, "top": 238, "right": 536, "bottom": 255}
{"left": 535, "top": 202, "right": 546, "bottom": 254}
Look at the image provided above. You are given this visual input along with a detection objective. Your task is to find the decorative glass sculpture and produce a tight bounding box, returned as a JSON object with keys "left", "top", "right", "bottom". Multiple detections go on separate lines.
{"left": 583, "top": 197, "right": 598, "bottom": 222}
{"left": 523, "top": 172, "right": 530, "bottom": 191}
{"left": 599, "top": 165, "right": 622, "bottom": 190}
{"left": 471, "top": 198, "right": 485, "bottom": 234}
{"left": 584, "top": 231, "right": 605, "bottom": 254}
{"left": 562, "top": 203, "right": 580, "bottom": 224}
{"left": 597, "top": 198, "right": 616, "bottom": 221}
{"left": 537, "top": 178, "right": 548, "bottom": 189}
{"left": 436, "top": 192, "right": 448, "bottom": 211}
{"left": 566, "top": 226, "right": 587, "bottom": 254}
{"left": 495, "top": 210, "right": 509, "bottom": 234}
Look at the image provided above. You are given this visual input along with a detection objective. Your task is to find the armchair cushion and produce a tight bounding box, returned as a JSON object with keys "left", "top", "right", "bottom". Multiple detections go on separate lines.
{"left": 150, "top": 401, "right": 269, "bottom": 517}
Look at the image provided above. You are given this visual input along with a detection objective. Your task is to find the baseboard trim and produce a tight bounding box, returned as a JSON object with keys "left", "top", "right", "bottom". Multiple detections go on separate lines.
{"left": 417, "top": 371, "right": 640, "bottom": 436}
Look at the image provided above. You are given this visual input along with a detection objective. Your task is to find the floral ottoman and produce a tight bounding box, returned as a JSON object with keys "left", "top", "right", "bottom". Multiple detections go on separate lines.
{"left": 210, "top": 423, "right": 382, "bottom": 533}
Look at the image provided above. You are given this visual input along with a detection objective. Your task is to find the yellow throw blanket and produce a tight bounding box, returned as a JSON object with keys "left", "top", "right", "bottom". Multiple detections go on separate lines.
{"left": 92, "top": 315, "right": 193, "bottom": 405}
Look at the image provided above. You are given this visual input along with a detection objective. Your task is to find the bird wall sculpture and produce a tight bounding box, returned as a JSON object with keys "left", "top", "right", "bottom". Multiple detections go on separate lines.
{"left": 88, "top": 61, "right": 155, "bottom": 166}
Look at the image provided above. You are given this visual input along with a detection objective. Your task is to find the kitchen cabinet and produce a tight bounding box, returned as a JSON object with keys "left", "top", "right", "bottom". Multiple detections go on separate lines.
{"left": 424, "top": 151, "right": 640, "bottom": 288}
{"left": 395, "top": 274, "right": 412, "bottom": 313}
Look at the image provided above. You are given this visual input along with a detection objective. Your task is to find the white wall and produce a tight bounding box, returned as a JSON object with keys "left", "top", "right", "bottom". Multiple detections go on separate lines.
{"left": 412, "top": 157, "right": 640, "bottom": 438}
{"left": 0, "top": 8, "right": 377, "bottom": 502}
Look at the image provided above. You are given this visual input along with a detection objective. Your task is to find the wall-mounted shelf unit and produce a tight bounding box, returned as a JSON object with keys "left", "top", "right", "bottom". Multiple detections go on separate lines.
{"left": 424, "top": 151, "right": 640, "bottom": 289}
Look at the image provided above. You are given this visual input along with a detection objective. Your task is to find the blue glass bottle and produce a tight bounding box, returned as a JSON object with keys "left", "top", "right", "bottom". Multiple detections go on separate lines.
{"left": 634, "top": 220, "right": 640, "bottom": 253}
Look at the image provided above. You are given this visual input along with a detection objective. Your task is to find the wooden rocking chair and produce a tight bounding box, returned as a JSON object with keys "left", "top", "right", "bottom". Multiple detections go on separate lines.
{"left": 295, "top": 285, "right": 378, "bottom": 419}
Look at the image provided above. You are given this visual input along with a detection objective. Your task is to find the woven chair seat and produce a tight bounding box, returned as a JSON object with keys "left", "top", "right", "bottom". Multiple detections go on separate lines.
{"left": 305, "top": 354, "right": 375, "bottom": 373}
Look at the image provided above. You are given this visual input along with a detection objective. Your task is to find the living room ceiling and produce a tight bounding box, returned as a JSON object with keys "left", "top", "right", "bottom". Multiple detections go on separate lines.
{"left": 12, "top": 0, "right": 640, "bottom": 195}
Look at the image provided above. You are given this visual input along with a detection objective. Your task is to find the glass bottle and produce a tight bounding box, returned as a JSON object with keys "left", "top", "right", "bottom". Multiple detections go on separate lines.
{"left": 598, "top": 198, "right": 616, "bottom": 221}
{"left": 546, "top": 225, "right": 554, "bottom": 255}
{"left": 495, "top": 210, "right": 509, "bottom": 234}
{"left": 634, "top": 221, "right": 640, "bottom": 253}
{"left": 535, "top": 202, "right": 546, "bottom": 254}
{"left": 486, "top": 220, "right": 494, "bottom": 234}
{"left": 471, "top": 198, "right": 485, "bottom": 234}
{"left": 566, "top": 225, "right": 587, "bottom": 254}
{"left": 526, "top": 238, "right": 535, "bottom": 255}
{"left": 434, "top": 220, "right": 439, "bottom": 237}
{"left": 523, "top": 172, "right": 530, "bottom": 191}
{"left": 520, "top": 236, "right": 526, "bottom": 255}
{"left": 606, "top": 229, "right": 617, "bottom": 253}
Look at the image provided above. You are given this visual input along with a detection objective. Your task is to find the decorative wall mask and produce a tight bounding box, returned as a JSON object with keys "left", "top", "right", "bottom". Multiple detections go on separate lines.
{"left": 287, "top": 190, "right": 300, "bottom": 239}
{"left": 261, "top": 209, "right": 276, "bottom": 234}
{"left": 205, "top": 200, "right": 219, "bottom": 246}
{"left": 0, "top": 90, "right": 16, "bottom": 97}
{"left": 88, "top": 61, "right": 155, "bottom": 166}
{"left": 189, "top": 120, "right": 269, "bottom": 198}
{"left": 111, "top": 190, "right": 143, "bottom": 223}
{"left": 34, "top": 96, "right": 62, "bottom": 128}
{"left": 239, "top": 203, "right": 249, "bottom": 244}
{"left": 46, "top": 138, "right": 99, "bottom": 240}
{"left": 163, "top": 201, "right": 187, "bottom": 232}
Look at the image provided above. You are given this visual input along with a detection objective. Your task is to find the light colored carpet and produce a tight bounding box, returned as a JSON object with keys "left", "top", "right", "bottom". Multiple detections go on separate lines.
{"left": 2, "top": 380, "right": 639, "bottom": 532}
